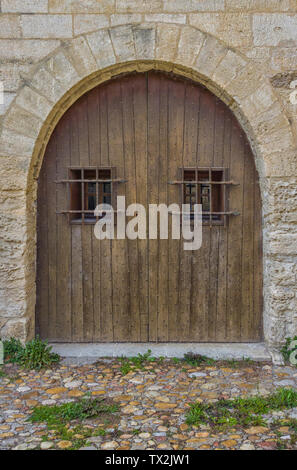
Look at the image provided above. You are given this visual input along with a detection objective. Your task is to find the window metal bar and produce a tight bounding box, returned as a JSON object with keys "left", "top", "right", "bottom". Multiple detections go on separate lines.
{"left": 223, "top": 168, "right": 226, "bottom": 226}
{"left": 168, "top": 180, "right": 238, "bottom": 185}
{"left": 95, "top": 168, "right": 99, "bottom": 222}
{"left": 66, "top": 181, "right": 70, "bottom": 224}
{"left": 55, "top": 178, "right": 127, "bottom": 184}
{"left": 181, "top": 167, "right": 236, "bottom": 226}
{"left": 57, "top": 210, "right": 125, "bottom": 214}
{"left": 81, "top": 169, "right": 85, "bottom": 224}
{"left": 168, "top": 211, "right": 240, "bottom": 216}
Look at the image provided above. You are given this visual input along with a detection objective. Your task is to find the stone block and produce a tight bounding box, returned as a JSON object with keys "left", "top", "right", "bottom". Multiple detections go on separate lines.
{"left": 0, "top": 15, "right": 21, "bottom": 38}
{"left": 133, "top": 25, "right": 156, "bottom": 60}
{"left": 86, "top": 29, "right": 116, "bottom": 69}
{"left": 271, "top": 47, "right": 297, "bottom": 72}
{"left": 0, "top": 93, "right": 16, "bottom": 116}
{"left": 65, "top": 36, "right": 98, "bottom": 77}
{"left": 266, "top": 257, "right": 297, "bottom": 287}
{"left": 73, "top": 14, "right": 109, "bottom": 36}
{"left": 110, "top": 14, "right": 142, "bottom": 26}
{"left": 116, "top": 0, "right": 162, "bottom": 12}
{"left": 47, "top": 52, "right": 79, "bottom": 88}
{"left": 15, "top": 86, "right": 52, "bottom": 121}
{"left": 241, "top": 81, "right": 277, "bottom": 119}
{"left": 21, "top": 14, "right": 73, "bottom": 39}
{"left": 144, "top": 14, "right": 186, "bottom": 24}
{"left": 0, "top": 318, "right": 29, "bottom": 340}
{"left": 264, "top": 149, "right": 297, "bottom": 178}
{"left": 225, "top": 62, "right": 263, "bottom": 100}
{"left": 49, "top": 0, "right": 114, "bottom": 13}
{"left": 4, "top": 105, "right": 42, "bottom": 140}
{"left": 164, "top": 0, "right": 225, "bottom": 12}
{"left": 194, "top": 35, "right": 227, "bottom": 78}
{"left": 110, "top": 25, "right": 135, "bottom": 61}
{"left": 189, "top": 13, "right": 252, "bottom": 48}
{"left": 253, "top": 14, "right": 297, "bottom": 46}
{"left": 0, "top": 156, "right": 29, "bottom": 191}
{"left": 177, "top": 26, "right": 205, "bottom": 66}
{"left": 1, "top": 0, "right": 48, "bottom": 13}
{"left": 259, "top": 127, "right": 294, "bottom": 155}
{"left": 155, "top": 24, "right": 180, "bottom": 62}
{"left": 212, "top": 50, "right": 247, "bottom": 86}
{"left": 0, "top": 63, "right": 30, "bottom": 92}
{"left": 0, "top": 128, "right": 35, "bottom": 157}
{"left": 0, "top": 39, "right": 60, "bottom": 62}
{"left": 0, "top": 190, "right": 27, "bottom": 213}
{"left": 30, "top": 67, "right": 66, "bottom": 104}
{"left": 226, "top": 0, "right": 291, "bottom": 11}
{"left": 253, "top": 101, "right": 290, "bottom": 141}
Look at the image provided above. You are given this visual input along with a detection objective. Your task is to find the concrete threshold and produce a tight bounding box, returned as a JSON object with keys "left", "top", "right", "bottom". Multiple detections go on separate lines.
{"left": 50, "top": 342, "right": 271, "bottom": 365}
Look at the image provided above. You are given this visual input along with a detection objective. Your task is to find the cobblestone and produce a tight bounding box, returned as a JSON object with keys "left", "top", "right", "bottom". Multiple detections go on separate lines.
{"left": 0, "top": 360, "right": 296, "bottom": 450}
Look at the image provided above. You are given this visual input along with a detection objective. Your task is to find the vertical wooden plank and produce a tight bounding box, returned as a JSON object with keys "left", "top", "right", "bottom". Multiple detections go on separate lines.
{"left": 148, "top": 72, "right": 160, "bottom": 342}
{"left": 107, "top": 79, "right": 130, "bottom": 342}
{"left": 167, "top": 77, "right": 185, "bottom": 341}
{"left": 81, "top": 222, "right": 94, "bottom": 342}
{"left": 71, "top": 225, "right": 83, "bottom": 341}
{"left": 121, "top": 76, "right": 141, "bottom": 341}
{"left": 179, "top": 82, "right": 199, "bottom": 341}
{"left": 226, "top": 119, "right": 245, "bottom": 341}
{"left": 77, "top": 97, "right": 94, "bottom": 342}
{"left": 87, "top": 87, "right": 101, "bottom": 341}
{"left": 215, "top": 109, "right": 231, "bottom": 342}
{"left": 156, "top": 74, "right": 169, "bottom": 342}
{"left": 69, "top": 106, "right": 84, "bottom": 341}
{"left": 201, "top": 90, "right": 215, "bottom": 342}
{"left": 240, "top": 140, "right": 255, "bottom": 341}
{"left": 55, "top": 116, "right": 72, "bottom": 341}
{"left": 208, "top": 98, "right": 224, "bottom": 341}
{"left": 92, "top": 227, "right": 101, "bottom": 341}
{"left": 98, "top": 86, "right": 113, "bottom": 341}
{"left": 46, "top": 133, "right": 57, "bottom": 341}
{"left": 133, "top": 73, "right": 149, "bottom": 342}
{"left": 191, "top": 89, "right": 213, "bottom": 341}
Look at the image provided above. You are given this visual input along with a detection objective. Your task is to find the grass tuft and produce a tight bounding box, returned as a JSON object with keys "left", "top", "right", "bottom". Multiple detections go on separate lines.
{"left": 184, "top": 352, "right": 215, "bottom": 367}
{"left": 2, "top": 337, "right": 60, "bottom": 370}
{"left": 29, "top": 397, "right": 119, "bottom": 426}
{"left": 186, "top": 388, "right": 297, "bottom": 430}
{"left": 119, "top": 349, "right": 163, "bottom": 375}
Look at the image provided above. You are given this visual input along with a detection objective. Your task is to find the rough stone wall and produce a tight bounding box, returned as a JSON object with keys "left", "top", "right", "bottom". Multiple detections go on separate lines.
{"left": 0, "top": 0, "right": 296, "bottom": 361}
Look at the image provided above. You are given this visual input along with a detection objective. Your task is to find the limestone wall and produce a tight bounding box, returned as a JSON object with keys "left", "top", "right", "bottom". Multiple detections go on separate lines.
{"left": 0, "top": 0, "right": 296, "bottom": 362}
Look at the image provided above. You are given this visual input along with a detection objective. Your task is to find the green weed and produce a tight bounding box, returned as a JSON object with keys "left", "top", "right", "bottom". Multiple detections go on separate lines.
{"left": 281, "top": 337, "right": 297, "bottom": 367}
{"left": 186, "top": 388, "right": 297, "bottom": 430}
{"left": 29, "top": 397, "right": 119, "bottom": 426}
{"left": 2, "top": 337, "right": 60, "bottom": 370}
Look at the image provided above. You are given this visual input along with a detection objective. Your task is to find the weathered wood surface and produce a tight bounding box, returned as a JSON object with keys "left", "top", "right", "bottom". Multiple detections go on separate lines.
{"left": 37, "top": 71, "right": 263, "bottom": 342}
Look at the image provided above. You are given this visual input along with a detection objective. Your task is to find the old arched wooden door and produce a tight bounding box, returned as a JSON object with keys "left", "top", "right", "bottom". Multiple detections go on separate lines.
{"left": 36, "top": 71, "right": 263, "bottom": 343}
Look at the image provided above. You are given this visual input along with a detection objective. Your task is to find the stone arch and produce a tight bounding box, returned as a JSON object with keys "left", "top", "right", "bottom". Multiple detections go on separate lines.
{"left": 0, "top": 23, "right": 295, "bottom": 361}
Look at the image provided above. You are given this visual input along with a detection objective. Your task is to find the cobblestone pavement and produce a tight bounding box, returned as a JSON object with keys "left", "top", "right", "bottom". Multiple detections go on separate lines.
{"left": 0, "top": 360, "right": 297, "bottom": 450}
